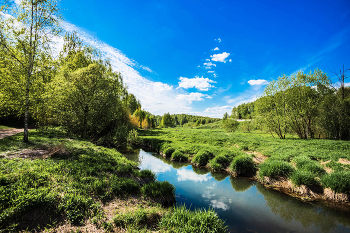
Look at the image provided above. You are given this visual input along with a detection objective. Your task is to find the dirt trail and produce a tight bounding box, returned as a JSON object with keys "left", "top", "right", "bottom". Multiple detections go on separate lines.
{"left": 0, "top": 128, "right": 25, "bottom": 139}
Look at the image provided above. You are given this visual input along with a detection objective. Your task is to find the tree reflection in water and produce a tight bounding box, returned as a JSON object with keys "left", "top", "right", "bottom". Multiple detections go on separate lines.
{"left": 229, "top": 176, "right": 254, "bottom": 192}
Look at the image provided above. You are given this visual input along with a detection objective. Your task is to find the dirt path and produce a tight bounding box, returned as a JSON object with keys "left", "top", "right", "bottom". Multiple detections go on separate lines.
{"left": 0, "top": 128, "right": 25, "bottom": 140}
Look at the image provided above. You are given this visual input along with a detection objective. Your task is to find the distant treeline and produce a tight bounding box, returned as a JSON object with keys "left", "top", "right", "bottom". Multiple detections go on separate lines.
{"left": 229, "top": 69, "right": 350, "bottom": 140}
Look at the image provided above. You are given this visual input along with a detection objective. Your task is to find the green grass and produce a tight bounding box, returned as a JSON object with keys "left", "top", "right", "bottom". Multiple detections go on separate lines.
{"left": 0, "top": 125, "right": 13, "bottom": 130}
{"left": 230, "top": 155, "right": 256, "bottom": 175}
{"left": 259, "top": 160, "right": 295, "bottom": 179}
{"left": 192, "top": 149, "right": 213, "bottom": 166}
{"left": 321, "top": 171, "right": 350, "bottom": 194}
{"left": 159, "top": 205, "right": 227, "bottom": 233}
{"left": 291, "top": 170, "right": 319, "bottom": 187}
{"left": 171, "top": 150, "right": 188, "bottom": 162}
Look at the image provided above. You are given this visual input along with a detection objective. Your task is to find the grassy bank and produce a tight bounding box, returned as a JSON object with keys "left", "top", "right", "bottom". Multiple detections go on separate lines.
{"left": 139, "top": 121, "right": 350, "bottom": 202}
{"left": 0, "top": 128, "right": 227, "bottom": 232}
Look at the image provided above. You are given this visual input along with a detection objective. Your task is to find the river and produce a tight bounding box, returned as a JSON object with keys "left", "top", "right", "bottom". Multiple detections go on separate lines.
{"left": 122, "top": 148, "right": 350, "bottom": 233}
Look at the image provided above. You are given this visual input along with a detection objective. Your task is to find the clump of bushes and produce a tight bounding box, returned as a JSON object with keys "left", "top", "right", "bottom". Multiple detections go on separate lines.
{"left": 208, "top": 154, "right": 231, "bottom": 171}
{"left": 222, "top": 119, "right": 240, "bottom": 132}
{"left": 321, "top": 171, "right": 350, "bottom": 194}
{"left": 171, "top": 150, "right": 188, "bottom": 162}
{"left": 159, "top": 205, "right": 227, "bottom": 233}
{"left": 230, "top": 155, "right": 255, "bottom": 176}
{"left": 259, "top": 160, "right": 295, "bottom": 179}
{"left": 192, "top": 150, "right": 213, "bottom": 166}
{"left": 163, "top": 147, "right": 175, "bottom": 157}
{"left": 291, "top": 170, "right": 319, "bottom": 187}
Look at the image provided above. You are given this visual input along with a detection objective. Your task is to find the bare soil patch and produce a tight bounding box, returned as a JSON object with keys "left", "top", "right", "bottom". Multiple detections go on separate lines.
{"left": 339, "top": 158, "right": 350, "bottom": 165}
{"left": 0, "top": 128, "right": 25, "bottom": 139}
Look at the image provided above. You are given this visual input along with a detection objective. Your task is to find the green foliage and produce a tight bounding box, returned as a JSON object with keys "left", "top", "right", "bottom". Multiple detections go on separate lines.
{"left": 171, "top": 150, "right": 188, "bottom": 162}
{"left": 161, "top": 113, "right": 174, "bottom": 128}
{"left": 192, "top": 150, "right": 213, "bottom": 166}
{"left": 163, "top": 147, "right": 176, "bottom": 157}
{"left": 291, "top": 170, "right": 319, "bottom": 187}
{"left": 159, "top": 205, "right": 227, "bottom": 233}
{"left": 231, "top": 102, "right": 255, "bottom": 119}
{"left": 222, "top": 119, "right": 239, "bottom": 132}
{"left": 114, "top": 207, "right": 160, "bottom": 229}
{"left": 208, "top": 154, "right": 231, "bottom": 171}
{"left": 293, "top": 156, "right": 325, "bottom": 175}
{"left": 127, "top": 129, "right": 142, "bottom": 146}
{"left": 141, "top": 181, "right": 175, "bottom": 199}
{"left": 259, "top": 160, "right": 295, "bottom": 178}
{"left": 230, "top": 155, "right": 255, "bottom": 175}
{"left": 321, "top": 171, "right": 350, "bottom": 194}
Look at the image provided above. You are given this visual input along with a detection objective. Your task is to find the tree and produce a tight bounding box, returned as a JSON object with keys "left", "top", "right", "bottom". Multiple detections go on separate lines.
{"left": 223, "top": 112, "right": 229, "bottom": 120}
{"left": 160, "top": 113, "right": 173, "bottom": 128}
{"left": 0, "top": 0, "right": 61, "bottom": 142}
{"left": 126, "top": 94, "right": 141, "bottom": 114}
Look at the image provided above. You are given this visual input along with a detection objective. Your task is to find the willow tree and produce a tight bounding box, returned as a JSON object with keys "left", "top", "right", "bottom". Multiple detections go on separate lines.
{"left": 0, "top": 0, "right": 61, "bottom": 142}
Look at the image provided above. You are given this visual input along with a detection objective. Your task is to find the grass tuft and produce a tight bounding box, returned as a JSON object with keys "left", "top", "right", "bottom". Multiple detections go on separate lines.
{"left": 259, "top": 160, "right": 295, "bottom": 178}
{"left": 321, "top": 171, "right": 350, "bottom": 194}
{"left": 230, "top": 155, "right": 255, "bottom": 176}
{"left": 171, "top": 150, "right": 188, "bottom": 162}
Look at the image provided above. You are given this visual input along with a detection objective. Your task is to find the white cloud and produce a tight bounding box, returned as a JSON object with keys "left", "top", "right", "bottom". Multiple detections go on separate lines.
{"left": 213, "top": 47, "right": 219, "bottom": 51}
{"left": 203, "top": 62, "right": 217, "bottom": 69}
{"left": 205, "top": 59, "right": 210, "bottom": 61}
{"left": 58, "top": 21, "right": 191, "bottom": 115}
{"left": 210, "top": 200, "right": 229, "bottom": 211}
{"left": 205, "top": 106, "right": 232, "bottom": 113}
{"left": 207, "top": 71, "right": 215, "bottom": 73}
{"left": 229, "top": 59, "right": 232, "bottom": 62}
{"left": 177, "top": 168, "right": 212, "bottom": 182}
{"left": 211, "top": 52, "right": 230, "bottom": 63}
{"left": 176, "top": 93, "right": 211, "bottom": 103}
{"left": 247, "top": 79, "right": 269, "bottom": 85}
{"left": 178, "top": 76, "right": 216, "bottom": 91}
{"left": 215, "top": 38, "right": 222, "bottom": 43}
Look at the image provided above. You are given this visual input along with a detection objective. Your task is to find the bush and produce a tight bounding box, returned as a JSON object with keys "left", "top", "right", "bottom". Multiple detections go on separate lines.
{"left": 230, "top": 155, "right": 255, "bottom": 176}
{"left": 163, "top": 147, "right": 175, "bottom": 157}
{"left": 159, "top": 205, "right": 227, "bottom": 233}
{"left": 321, "top": 171, "right": 350, "bottom": 194}
{"left": 171, "top": 150, "right": 188, "bottom": 162}
{"left": 192, "top": 150, "right": 213, "bottom": 166}
{"left": 141, "top": 181, "right": 175, "bottom": 198}
{"left": 259, "top": 160, "right": 295, "bottom": 179}
{"left": 127, "top": 129, "right": 141, "bottom": 146}
{"left": 291, "top": 170, "right": 319, "bottom": 187}
{"left": 208, "top": 155, "right": 230, "bottom": 171}
{"left": 222, "top": 119, "right": 239, "bottom": 132}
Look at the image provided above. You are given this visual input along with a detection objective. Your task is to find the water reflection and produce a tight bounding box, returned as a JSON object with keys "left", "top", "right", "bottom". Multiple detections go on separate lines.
{"left": 120, "top": 149, "right": 350, "bottom": 233}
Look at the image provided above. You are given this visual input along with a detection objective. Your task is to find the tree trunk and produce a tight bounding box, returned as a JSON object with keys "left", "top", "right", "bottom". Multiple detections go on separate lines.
{"left": 23, "top": 75, "right": 30, "bottom": 143}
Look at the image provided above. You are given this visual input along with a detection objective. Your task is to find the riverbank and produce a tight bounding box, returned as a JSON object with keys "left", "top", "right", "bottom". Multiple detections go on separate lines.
{"left": 0, "top": 128, "right": 227, "bottom": 232}
{"left": 139, "top": 122, "right": 350, "bottom": 208}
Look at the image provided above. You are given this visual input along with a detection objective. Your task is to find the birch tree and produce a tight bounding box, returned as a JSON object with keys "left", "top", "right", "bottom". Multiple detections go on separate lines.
{"left": 0, "top": 0, "right": 61, "bottom": 142}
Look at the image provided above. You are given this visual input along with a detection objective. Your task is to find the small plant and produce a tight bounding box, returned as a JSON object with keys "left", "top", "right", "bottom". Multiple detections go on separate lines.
{"left": 163, "top": 147, "right": 175, "bottom": 157}
{"left": 192, "top": 150, "right": 213, "bottom": 166}
{"left": 171, "top": 150, "right": 188, "bottom": 162}
{"left": 230, "top": 155, "right": 255, "bottom": 176}
{"left": 321, "top": 171, "right": 350, "bottom": 194}
{"left": 291, "top": 170, "right": 319, "bottom": 187}
{"left": 259, "top": 160, "right": 295, "bottom": 179}
{"left": 159, "top": 205, "right": 227, "bottom": 233}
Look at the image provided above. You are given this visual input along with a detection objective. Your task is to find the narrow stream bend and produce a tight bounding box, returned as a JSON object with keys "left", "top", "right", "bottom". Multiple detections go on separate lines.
{"left": 122, "top": 149, "right": 350, "bottom": 233}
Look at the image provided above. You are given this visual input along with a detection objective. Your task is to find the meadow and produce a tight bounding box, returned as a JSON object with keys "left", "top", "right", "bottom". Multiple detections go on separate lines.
{"left": 139, "top": 121, "right": 350, "bottom": 200}
{"left": 0, "top": 128, "right": 227, "bottom": 232}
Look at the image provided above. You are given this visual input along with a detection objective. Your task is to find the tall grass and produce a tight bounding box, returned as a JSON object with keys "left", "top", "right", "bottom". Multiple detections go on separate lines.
{"left": 230, "top": 155, "right": 255, "bottom": 176}
{"left": 259, "top": 160, "right": 295, "bottom": 178}
{"left": 159, "top": 205, "right": 227, "bottom": 233}
{"left": 321, "top": 171, "right": 350, "bottom": 194}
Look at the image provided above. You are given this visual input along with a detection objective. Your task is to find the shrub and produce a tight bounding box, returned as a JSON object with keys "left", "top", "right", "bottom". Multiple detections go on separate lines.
{"left": 222, "top": 119, "right": 239, "bottom": 132}
{"left": 159, "top": 205, "right": 227, "bottom": 233}
{"left": 259, "top": 160, "right": 295, "bottom": 178}
{"left": 192, "top": 150, "right": 213, "bottom": 166}
{"left": 230, "top": 155, "right": 255, "bottom": 176}
{"left": 208, "top": 155, "right": 230, "bottom": 171}
{"left": 171, "top": 150, "right": 188, "bottom": 162}
{"left": 291, "top": 170, "right": 319, "bottom": 187}
{"left": 321, "top": 171, "right": 350, "bottom": 194}
{"left": 141, "top": 181, "right": 175, "bottom": 198}
{"left": 127, "top": 129, "right": 141, "bottom": 146}
{"left": 138, "top": 169, "right": 156, "bottom": 180}
{"left": 208, "top": 161, "right": 223, "bottom": 171}
{"left": 163, "top": 147, "right": 175, "bottom": 157}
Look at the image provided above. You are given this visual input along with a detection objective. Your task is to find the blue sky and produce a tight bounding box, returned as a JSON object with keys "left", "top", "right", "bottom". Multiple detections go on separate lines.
{"left": 7, "top": 0, "right": 350, "bottom": 117}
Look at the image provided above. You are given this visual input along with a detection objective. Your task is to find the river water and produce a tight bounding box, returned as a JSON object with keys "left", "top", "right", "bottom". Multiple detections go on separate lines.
{"left": 122, "top": 148, "right": 350, "bottom": 233}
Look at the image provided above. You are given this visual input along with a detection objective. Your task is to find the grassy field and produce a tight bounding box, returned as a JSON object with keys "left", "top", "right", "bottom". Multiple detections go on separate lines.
{"left": 0, "top": 128, "right": 227, "bottom": 232}
{"left": 139, "top": 121, "right": 350, "bottom": 196}
{"left": 0, "top": 125, "right": 13, "bottom": 130}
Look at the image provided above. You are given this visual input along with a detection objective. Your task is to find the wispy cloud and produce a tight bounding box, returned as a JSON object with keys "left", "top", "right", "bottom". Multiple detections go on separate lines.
{"left": 247, "top": 79, "right": 269, "bottom": 85}
{"left": 177, "top": 168, "right": 212, "bottom": 182}
{"left": 211, "top": 52, "right": 230, "bottom": 63}
{"left": 176, "top": 93, "right": 212, "bottom": 103}
{"left": 178, "top": 76, "right": 216, "bottom": 91}
{"left": 215, "top": 38, "right": 222, "bottom": 43}
{"left": 203, "top": 61, "right": 217, "bottom": 69}
{"left": 213, "top": 47, "right": 219, "bottom": 51}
